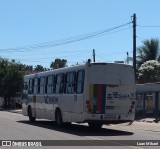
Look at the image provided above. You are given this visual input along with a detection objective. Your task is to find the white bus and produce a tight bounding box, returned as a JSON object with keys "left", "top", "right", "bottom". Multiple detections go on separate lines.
{"left": 22, "top": 61, "right": 136, "bottom": 129}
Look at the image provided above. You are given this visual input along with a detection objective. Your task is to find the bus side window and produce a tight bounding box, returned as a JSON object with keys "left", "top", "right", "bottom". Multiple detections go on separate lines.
{"left": 32, "top": 79, "right": 34, "bottom": 93}
{"left": 28, "top": 79, "right": 31, "bottom": 94}
{"left": 24, "top": 82, "right": 28, "bottom": 90}
{"left": 46, "top": 75, "right": 55, "bottom": 94}
{"left": 76, "top": 70, "right": 85, "bottom": 94}
{"left": 28, "top": 79, "right": 34, "bottom": 94}
{"left": 46, "top": 76, "right": 51, "bottom": 94}
{"left": 66, "top": 72, "right": 76, "bottom": 94}
{"left": 56, "top": 74, "right": 64, "bottom": 94}
{"left": 40, "top": 77, "right": 46, "bottom": 94}
{"left": 45, "top": 77, "right": 48, "bottom": 94}
{"left": 38, "top": 78, "right": 40, "bottom": 94}
{"left": 52, "top": 75, "right": 56, "bottom": 93}
{"left": 34, "top": 78, "right": 40, "bottom": 94}
{"left": 63, "top": 74, "right": 67, "bottom": 94}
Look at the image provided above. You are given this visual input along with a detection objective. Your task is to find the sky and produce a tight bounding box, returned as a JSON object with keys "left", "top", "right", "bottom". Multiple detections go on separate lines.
{"left": 0, "top": 0, "right": 160, "bottom": 68}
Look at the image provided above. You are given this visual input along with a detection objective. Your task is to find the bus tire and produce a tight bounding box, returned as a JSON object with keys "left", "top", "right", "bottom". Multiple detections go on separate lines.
{"left": 55, "top": 109, "right": 63, "bottom": 127}
{"left": 88, "top": 122, "right": 103, "bottom": 129}
{"left": 28, "top": 107, "right": 36, "bottom": 122}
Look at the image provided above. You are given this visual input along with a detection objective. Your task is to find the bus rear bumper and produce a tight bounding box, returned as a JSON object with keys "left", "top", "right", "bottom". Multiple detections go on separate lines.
{"left": 85, "top": 119, "right": 134, "bottom": 125}
{"left": 84, "top": 113, "right": 135, "bottom": 123}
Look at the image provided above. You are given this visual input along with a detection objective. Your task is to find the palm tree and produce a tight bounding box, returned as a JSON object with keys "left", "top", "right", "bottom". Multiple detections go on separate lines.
{"left": 137, "top": 38, "right": 160, "bottom": 68}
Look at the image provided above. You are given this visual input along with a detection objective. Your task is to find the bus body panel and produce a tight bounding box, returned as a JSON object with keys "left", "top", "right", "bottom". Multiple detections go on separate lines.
{"left": 22, "top": 62, "right": 136, "bottom": 124}
{"left": 84, "top": 63, "right": 135, "bottom": 122}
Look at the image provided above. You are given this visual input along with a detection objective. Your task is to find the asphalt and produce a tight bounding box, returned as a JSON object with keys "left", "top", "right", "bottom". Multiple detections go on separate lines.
{"left": 1, "top": 108, "right": 159, "bottom": 124}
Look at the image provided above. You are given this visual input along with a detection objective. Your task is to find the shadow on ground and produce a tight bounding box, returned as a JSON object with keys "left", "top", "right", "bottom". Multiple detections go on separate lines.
{"left": 17, "top": 120, "right": 134, "bottom": 137}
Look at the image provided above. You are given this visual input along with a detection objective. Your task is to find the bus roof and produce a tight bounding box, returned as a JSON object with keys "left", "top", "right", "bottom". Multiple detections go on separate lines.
{"left": 24, "top": 62, "right": 133, "bottom": 78}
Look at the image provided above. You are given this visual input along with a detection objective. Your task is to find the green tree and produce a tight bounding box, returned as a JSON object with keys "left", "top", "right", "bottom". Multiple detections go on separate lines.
{"left": 0, "top": 58, "right": 8, "bottom": 95}
{"left": 25, "top": 65, "right": 33, "bottom": 71}
{"left": 137, "top": 38, "right": 160, "bottom": 68}
{"left": 0, "top": 58, "right": 24, "bottom": 108}
{"left": 50, "top": 58, "right": 67, "bottom": 69}
{"left": 8, "top": 60, "right": 33, "bottom": 72}
{"left": 34, "top": 65, "right": 44, "bottom": 71}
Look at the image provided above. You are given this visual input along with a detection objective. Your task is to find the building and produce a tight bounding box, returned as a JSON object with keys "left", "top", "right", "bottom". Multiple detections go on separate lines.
{"left": 136, "top": 83, "right": 160, "bottom": 119}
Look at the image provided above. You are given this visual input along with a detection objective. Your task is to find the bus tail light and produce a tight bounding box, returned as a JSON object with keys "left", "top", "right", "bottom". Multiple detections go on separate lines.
{"left": 86, "top": 100, "right": 91, "bottom": 109}
{"left": 128, "top": 101, "right": 135, "bottom": 114}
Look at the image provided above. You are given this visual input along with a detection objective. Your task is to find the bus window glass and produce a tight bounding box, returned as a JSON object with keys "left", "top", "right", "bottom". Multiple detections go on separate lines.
{"left": 34, "top": 78, "right": 40, "bottom": 94}
{"left": 24, "top": 82, "right": 28, "bottom": 90}
{"left": 66, "top": 72, "right": 75, "bottom": 94}
{"left": 47, "top": 76, "right": 52, "bottom": 94}
{"left": 56, "top": 74, "right": 64, "bottom": 94}
{"left": 52, "top": 75, "right": 56, "bottom": 93}
{"left": 40, "top": 77, "right": 45, "bottom": 94}
{"left": 47, "top": 75, "right": 55, "bottom": 94}
{"left": 77, "top": 70, "right": 84, "bottom": 94}
{"left": 29, "top": 79, "right": 34, "bottom": 94}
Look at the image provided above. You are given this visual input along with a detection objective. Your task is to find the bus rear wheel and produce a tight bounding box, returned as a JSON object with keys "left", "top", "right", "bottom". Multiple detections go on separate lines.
{"left": 55, "top": 110, "right": 63, "bottom": 127}
{"left": 88, "top": 122, "right": 103, "bottom": 129}
{"left": 28, "top": 107, "right": 36, "bottom": 122}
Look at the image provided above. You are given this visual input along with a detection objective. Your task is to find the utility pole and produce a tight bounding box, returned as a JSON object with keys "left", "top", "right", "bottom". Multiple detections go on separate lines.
{"left": 93, "top": 49, "right": 95, "bottom": 62}
{"left": 133, "top": 13, "right": 136, "bottom": 80}
{"left": 127, "top": 52, "right": 129, "bottom": 64}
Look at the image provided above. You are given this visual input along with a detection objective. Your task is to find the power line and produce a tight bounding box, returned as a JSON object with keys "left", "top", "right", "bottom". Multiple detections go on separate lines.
{"left": 11, "top": 52, "right": 91, "bottom": 62}
{"left": 1, "top": 50, "right": 90, "bottom": 55}
{"left": 1, "top": 51, "right": 85, "bottom": 61}
{"left": 0, "top": 22, "right": 131, "bottom": 52}
{"left": 92, "top": 27, "right": 131, "bottom": 38}
{"left": 0, "top": 27, "right": 131, "bottom": 54}
{"left": 15, "top": 53, "right": 91, "bottom": 61}
{"left": 137, "top": 25, "right": 160, "bottom": 28}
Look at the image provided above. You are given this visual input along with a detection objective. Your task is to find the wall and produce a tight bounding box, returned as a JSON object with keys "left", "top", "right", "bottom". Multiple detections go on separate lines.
{"left": 0, "top": 97, "right": 21, "bottom": 109}
{"left": 0, "top": 97, "right": 4, "bottom": 108}
{"left": 136, "top": 83, "right": 160, "bottom": 119}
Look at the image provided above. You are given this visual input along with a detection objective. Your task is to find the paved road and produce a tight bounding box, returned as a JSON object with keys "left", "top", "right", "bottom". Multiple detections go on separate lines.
{"left": 0, "top": 111, "right": 160, "bottom": 149}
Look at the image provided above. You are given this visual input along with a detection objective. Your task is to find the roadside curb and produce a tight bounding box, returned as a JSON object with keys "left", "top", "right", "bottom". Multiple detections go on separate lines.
{"left": 9, "top": 110, "right": 22, "bottom": 114}
{"left": 0, "top": 109, "right": 22, "bottom": 114}
{"left": 135, "top": 119, "right": 160, "bottom": 123}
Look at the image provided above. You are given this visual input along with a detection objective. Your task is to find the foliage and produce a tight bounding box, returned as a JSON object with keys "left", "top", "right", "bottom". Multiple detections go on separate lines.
{"left": 138, "top": 60, "right": 160, "bottom": 82}
{"left": 137, "top": 38, "right": 160, "bottom": 68}
{"left": 17, "top": 63, "right": 33, "bottom": 71}
{"left": 0, "top": 58, "right": 24, "bottom": 108}
{"left": 50, "top": 58, "right": 67, "bottom": 69}
{"left": 34, "top": 65, "right": 44, "bottom": 71}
